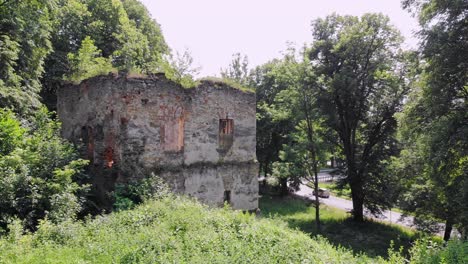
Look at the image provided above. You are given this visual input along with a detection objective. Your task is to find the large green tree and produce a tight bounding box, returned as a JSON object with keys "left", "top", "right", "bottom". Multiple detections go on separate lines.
{"left": 0, "top": 0, "right": 170, "bottom": 112}
{"left": 0, "top": 0, "right": 55, "bottom": 114}
{"left": 399, "top": 0, "right": 468, "bottom": 240}
{"left": 251, "top": 58, "right": 296, "bottom": 193}
{"left": 309, "top": 14, "right": 408, "bottom": 221}
{"left": 271, "top": 49, "right": 333, "bottom": 231}
{"left": 42, "top": 0, "right": 169, "bottom": 107}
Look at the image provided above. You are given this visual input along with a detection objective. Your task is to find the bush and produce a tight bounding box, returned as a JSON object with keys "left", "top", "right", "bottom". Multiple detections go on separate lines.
{"left": 0, "top": 108, "right": 89, "bottom": 231}
{"left": 408, "top": 238, "right": 468, "bottom": 264}
{"left": 113, "top": 173, "right": 169, "bottom": 211}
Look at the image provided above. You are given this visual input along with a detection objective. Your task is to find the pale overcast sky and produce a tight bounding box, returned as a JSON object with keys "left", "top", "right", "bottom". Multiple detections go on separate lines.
{"left": 140, "top": 0, "right": 420, "bottom": 77}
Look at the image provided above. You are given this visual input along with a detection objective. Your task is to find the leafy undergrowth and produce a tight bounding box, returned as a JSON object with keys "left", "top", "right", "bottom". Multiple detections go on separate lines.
{"left": 259, "top": 195, "right": 426, "bottom": 258}
{"left": 0, "top": 196, "right": 385, "bottom": 264}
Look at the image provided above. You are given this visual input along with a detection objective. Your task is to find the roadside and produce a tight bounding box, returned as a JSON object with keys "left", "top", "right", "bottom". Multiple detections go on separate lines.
{"left": 294, "top": 171, "right": 455, "bottom": 237}
{"left": 259, "top": 194, "right": 423, "bottom": 258}
{"left": 295, "top": 181, "right": 415, "bottom": 227}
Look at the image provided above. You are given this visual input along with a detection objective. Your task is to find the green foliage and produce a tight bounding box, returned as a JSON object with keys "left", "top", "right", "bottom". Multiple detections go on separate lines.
{"left": 65, "top": 36, "right": 114, "bottom": 83}
{"left": 408, "top": 238, "right": 468, "bottom": 264}
{"left": 199, "top": 77, "right": 254, "bottom": 93}
{"left": 0, "top": 0, "right": 55, "bottom": 114}
{"left": 309, "top": 13, "right": 407, "bottom": 220}
{"left": 398, "top": 0, "right": 468, "bottom": 239}
{"left": 220, "top": 52, "right": 250, "bottom": 87}
{"left": 0, "top": 108, "right": 89, "bottom": 231}
{"left": 43, "top": 0, "right": 169, "bottom": 93}
{"left": 0, "top": 196, "right": 384, "bottom": 263}
{"left": 161, "top": 49, "right": 201, "bottom": 89}
{"left": 260, "top": 195, "right": 417, "bottom": 259}
{"left": 113, "top": 173, "right": 169, "bottom": 211}
{"left": 0, "top": 109, "right": 25, "bottom": 155}
{"left": 252, "top": 56, "right": 300, "bottom": 179}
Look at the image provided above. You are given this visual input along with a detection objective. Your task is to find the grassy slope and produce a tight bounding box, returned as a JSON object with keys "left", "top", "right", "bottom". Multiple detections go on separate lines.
{"left": 0, "top": 196, "right": 385, "bottom": 264}
{"left": 259, "top": 195, "right": 425, "bottom": 258}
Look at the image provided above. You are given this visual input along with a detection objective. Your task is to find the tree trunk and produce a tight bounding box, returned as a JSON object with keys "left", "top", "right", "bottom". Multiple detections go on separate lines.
{"left": 279, "top": 177, "right": 288, "bottom": 196}
{"left": 313, "top": 166, "right": 321, "bottom": 233}
{"left": 443, "top": 218, "right": 453, "bottom": 241}
{"left": 350, "top": 178, "right": 365, "bottom": 222}
{"left": 351, "top": 196, "right": 364, "bottom": 222}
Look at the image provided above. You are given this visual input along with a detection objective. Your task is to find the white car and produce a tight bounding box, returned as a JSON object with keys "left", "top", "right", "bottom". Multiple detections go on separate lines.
{"left": 313, "top": 188, "right": 330, "bottom": 198}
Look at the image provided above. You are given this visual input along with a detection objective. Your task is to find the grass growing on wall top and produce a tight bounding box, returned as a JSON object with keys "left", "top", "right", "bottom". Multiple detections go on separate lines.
{"left": 200, "top": 77, "right": 255, "bottom": 93}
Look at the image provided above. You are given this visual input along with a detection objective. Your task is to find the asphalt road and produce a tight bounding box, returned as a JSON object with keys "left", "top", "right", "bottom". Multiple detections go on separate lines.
{"left": 294, "top": 181, "right": 415, "bottom": 227}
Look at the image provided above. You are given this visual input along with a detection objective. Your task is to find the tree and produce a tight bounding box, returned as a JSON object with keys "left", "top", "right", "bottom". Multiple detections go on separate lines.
{"left": 260, "top": 48, "right": 332, "bottom": 231}
{"left": 399, "top": 0, "right": 468, "bottom": 240}
{"left": 251, "top": 58, "right": 296, "bottom": 193}
{"left": 65, "top": 36, "right": 113, "bottom": 83}
{"left": 0, "top": 0, "right": 55, "bottom": 114}
{"left": 221, "top": 52, "right": 250, "bottom": 86}
{"left": 162, "top": 48, "right": 201, "bottom": 88}
{"left": 41, "top": 0, "right": 170, "bottom": 108}
{"left": 309, "top": 14, "right": 407, "bottom": 221}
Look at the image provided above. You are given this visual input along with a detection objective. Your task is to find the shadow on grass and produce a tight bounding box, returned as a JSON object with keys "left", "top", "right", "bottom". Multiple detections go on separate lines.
{"left": 259, "top": 195, "right": 422, "bottom": 258}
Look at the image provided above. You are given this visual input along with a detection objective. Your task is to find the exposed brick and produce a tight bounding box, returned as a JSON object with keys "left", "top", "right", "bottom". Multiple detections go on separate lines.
{"left": 57, "top": 73, "right": 258, "bottom": 210}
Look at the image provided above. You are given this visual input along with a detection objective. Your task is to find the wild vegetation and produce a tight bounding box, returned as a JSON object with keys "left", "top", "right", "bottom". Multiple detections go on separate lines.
{"left": 0, "top": 196, "right": 374, "bottom": 263}
{"left": 0, "top": 108, "right": 88, "bottom": 231}
{"left": 1, "top": 195, "right": 466, "bottom": 264}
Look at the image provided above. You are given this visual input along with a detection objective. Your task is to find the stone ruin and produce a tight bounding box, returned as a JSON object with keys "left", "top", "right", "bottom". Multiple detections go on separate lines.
{"left": 57, "top": 73, "right": 258, "bottom": 210}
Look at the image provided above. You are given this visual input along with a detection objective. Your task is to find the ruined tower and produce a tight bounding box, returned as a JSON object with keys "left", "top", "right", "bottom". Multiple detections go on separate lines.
{"left": 57, "top": 73, "right": 258, "bottom": 210}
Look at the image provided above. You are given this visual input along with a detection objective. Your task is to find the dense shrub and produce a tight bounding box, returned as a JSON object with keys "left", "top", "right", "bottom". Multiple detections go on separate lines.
{"left": 113, "top": 173, "right": 169, "bottom": 211}
{"left": 408, "top": 238, "right": 468, "bottom": 264}
{"left": 0, "top": 108, "right": 89, "bottom": 231}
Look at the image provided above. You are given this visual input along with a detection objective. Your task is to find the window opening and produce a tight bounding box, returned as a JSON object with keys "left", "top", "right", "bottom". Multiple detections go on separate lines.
{"left": 223, "top": 190, "right": 231, "bottom": 204}
{"left": 162, "top": 117, "right": 184, "bottom": 151}
{"left": 219, "top": 118, "right": 233, "bottom": 150}
{"left": 81, "top": 126, "right": 94, "bottom": 162}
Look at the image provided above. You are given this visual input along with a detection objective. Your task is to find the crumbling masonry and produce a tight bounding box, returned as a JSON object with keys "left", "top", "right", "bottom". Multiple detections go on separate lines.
{"left": 57, "top": 73, "right": 258, "bottom": 210}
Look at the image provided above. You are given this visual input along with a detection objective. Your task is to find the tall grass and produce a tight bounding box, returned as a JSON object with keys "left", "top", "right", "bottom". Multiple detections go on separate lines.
{"left": 0, "top": 195, "right": 464, "bottom": 263}
{"left": 0, "top": 196, "right": 379, "bottom": 264}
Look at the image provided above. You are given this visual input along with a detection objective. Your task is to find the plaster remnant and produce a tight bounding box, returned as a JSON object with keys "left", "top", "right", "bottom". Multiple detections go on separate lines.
{"left": 57, "top": 73, "right": 258, "bottom": 210}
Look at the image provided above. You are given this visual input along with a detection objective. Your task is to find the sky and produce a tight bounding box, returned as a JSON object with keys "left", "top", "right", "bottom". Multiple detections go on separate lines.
{"left": 140, "top": 0, "right": 420, "bottom": 77}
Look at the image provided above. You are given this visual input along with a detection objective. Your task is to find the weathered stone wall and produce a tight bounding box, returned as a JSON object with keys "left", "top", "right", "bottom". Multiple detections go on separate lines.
{"left": 57, "top": 73, "right": 258, "bottom": 210}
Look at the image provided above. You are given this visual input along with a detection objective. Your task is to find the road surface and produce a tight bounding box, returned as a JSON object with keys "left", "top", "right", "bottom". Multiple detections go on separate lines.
{"left": 294, "top": 181, "right": 415, "bottom": 227}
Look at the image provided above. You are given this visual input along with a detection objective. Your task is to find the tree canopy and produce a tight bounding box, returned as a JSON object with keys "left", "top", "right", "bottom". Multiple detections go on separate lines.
{"left": 0, "top": 0, "right": 55, "bottom": 114}
{"left": 0, "top": 0, "right": 170, "bottom": 113}
{"left": 42, "top": 0, "right": 170, "bottom": 97}
{"left": 398, "top": 0, "right": 468, "bottom": 240}
{"left": 309, "top": 13, "right": 407, "bottom": 221}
